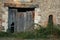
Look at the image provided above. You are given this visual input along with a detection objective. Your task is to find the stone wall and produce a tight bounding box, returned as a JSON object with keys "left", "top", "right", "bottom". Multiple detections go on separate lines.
{"left": 1, "top": 0, "right": 60, "bottom": 31}
{"left": 2, "top": 7, "right": 8, "bottom": 32}
{"left": 0, "top": 2, "right": 8, "bottom": 32}
{"left": 35, "top": 0, "right": 60, "bottom": 26}
{"left": 0, "top": 2, "right": 2, "bottom": 31}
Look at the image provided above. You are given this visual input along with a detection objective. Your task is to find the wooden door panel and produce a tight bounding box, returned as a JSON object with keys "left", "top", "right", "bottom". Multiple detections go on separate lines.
{"left": 16, "top": 12, "right": 24, "bottom": 32}
{"left": 16, "top": 11, "right": 34, "bottom": 32}
{"left": 8, "top": 9, "right": 16, "bottom": 32}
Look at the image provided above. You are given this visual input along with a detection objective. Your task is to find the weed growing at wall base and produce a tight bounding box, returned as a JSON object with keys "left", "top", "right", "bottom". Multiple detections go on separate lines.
{"left": 0, "top": 24, "right": 60, "bottom": 38}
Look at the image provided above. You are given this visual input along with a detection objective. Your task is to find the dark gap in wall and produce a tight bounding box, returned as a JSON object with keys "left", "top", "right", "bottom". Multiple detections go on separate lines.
{"left": 9, "top": 7, "right": 35, "bottom": 12}
{"left": 17, "top": 8, "right": 35, "bottom": 12}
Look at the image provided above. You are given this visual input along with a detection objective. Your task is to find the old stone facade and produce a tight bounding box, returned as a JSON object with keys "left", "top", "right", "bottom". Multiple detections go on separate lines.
{"left": 2, "top": 0, "right": 60, "bottom": 32}
{"left": 38, "top": 0, "right": 60, "bottom": 27}
{"left": 34, "top": 0, "right": 60, "bottom": 27}
{"left": 0, "top": 2, "right": 8, "bottom": 32}
{"left": 0, "top": 2, "right": 3, "bottom": 31}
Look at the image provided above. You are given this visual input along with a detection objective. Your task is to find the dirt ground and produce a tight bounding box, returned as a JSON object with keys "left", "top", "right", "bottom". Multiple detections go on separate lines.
{"left": 0, "top": 38, "right": 60, "bottom": 40}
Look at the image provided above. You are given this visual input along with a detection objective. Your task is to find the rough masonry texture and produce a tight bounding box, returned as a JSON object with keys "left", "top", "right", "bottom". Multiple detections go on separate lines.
{"left": 38, "top": 0, "right": 60, "bottom": 27}
{"left": 2, "top": 0, "right": 60, "bottom": 32}
{"left": 0, "top": 2, "right": 8, "bottom": 32}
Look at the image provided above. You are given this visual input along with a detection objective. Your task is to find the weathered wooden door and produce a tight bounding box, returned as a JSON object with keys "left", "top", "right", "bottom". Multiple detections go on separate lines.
{"left": 8, "top": 8, "right": 16, "bottom": 32}
{"left": 16, "top": 11, "right": 34, "bottom": 32}
{"left": 8, "top": 8, "right": 35, "bottom": 32}
{"left": 24, "top": 11, "right": 34, "bottom": 31}
{"left": 16, "top": 12, "right": 24, "bottom": 32}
